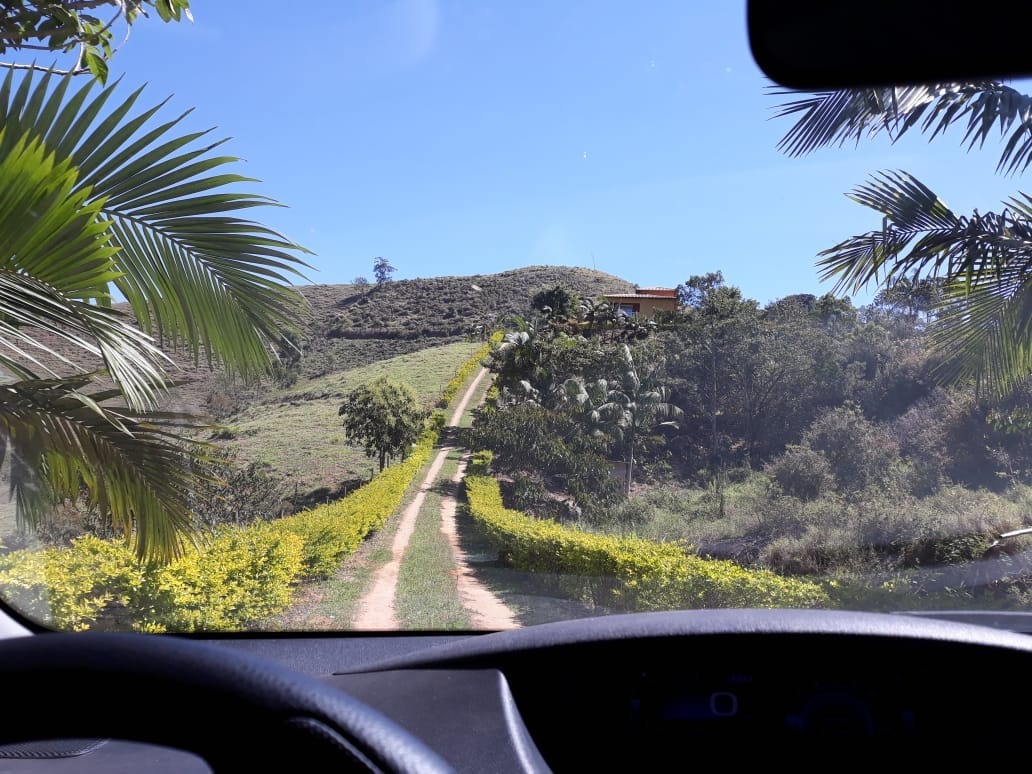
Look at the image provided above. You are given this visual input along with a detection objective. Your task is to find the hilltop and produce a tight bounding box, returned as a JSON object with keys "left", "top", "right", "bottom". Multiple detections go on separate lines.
{"left": 4, "top": 263, "right": 634, "bottom": 414}
{"left": 289, "top": 265, "right": 635, "bottom": 380}
{"left": 164, "top": 265, "right": 631, "bottom": 414}
{"left": 183, "top": 265, "right": 636, "bottom": 500}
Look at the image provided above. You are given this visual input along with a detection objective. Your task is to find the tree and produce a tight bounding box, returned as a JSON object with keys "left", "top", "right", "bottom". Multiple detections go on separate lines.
{"left": 0, "top": 68, "right": 311, "bottom": 560}
{"left": 472, "top": 400, "right": 619, "bottom": 515}
{"left": 774, "top": 82, "right": 1032, "bottom": 398}
{"left": 673, "top": 272, "right": 759, "bottom": 469}
{"left": 485, "top": 318, "right": 610, "bottom": 409}
{"left": 873, "top": 276, "right": 944, "bottom": 324}
{"left": 373, "top": 256, "right": 396, "bottom": 285}
{"left": 568, "top": 343, "right": 681, "bottom": 496}
{"left": 531, "top": 284, "right": 579, "bottom": 321}
{"left": 0, "top": 1, "right": 191, "bottom": 82}
{"left": 338, "top": 377, "right": 425, "bottom": 472}
{"left": 798, "top": 403, "right": 900, "bottom": 495}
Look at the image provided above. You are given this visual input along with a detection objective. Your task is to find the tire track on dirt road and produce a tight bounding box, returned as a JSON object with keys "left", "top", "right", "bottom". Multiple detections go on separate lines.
{"left": 352, "top": 367, "right": 518, "bottom": 630}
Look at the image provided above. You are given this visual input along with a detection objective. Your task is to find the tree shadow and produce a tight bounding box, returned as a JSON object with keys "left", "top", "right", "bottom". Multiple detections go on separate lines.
{"left": 289, "top": 478, "right": 369, "bottom": 510}
{"left": 429, "top": 478, "right": 460, "bottom": 498}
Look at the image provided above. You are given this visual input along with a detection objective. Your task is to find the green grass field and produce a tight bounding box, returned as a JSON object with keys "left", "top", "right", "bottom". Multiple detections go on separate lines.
{"left": 219, "top": 340, "right": 483, "bottom": 497}
{"left": 395, "top": 450, "right": 471, "bottom": 630}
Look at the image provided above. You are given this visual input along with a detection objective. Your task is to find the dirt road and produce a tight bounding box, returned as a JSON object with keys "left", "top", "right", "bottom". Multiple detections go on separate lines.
{"left": 352, "top": 368, "right": 519, "bottom": 630}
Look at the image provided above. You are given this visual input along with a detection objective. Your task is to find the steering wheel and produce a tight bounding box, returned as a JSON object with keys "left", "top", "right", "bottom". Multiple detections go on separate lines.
{"left": 0, "top": 632, "right": 455, "bottom": 773}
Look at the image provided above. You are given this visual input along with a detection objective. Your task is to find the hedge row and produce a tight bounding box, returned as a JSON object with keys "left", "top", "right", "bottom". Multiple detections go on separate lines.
{"left": 0, "top": 340, "right": 491, "bottom": 632}
{"left": 0, "top": 526, "right": 304, "bottom": 632}
{"left": 464, "top": 451, "right": 829, "bottom": 611}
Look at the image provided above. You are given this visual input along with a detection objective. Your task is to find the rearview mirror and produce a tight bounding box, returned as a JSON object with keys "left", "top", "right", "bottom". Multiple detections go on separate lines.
{"left": 748, "top": 0, "right": 1032, "bottom": 88}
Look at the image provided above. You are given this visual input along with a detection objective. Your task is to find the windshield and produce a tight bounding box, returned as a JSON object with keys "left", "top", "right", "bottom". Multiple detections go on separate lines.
{"left": 1, "top": 1, "right": 1031, "bottom": 633}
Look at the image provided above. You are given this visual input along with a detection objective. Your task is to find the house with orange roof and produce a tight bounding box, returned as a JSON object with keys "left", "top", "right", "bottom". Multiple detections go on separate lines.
{"left": 603, "top": 287, "right": 680, "bottom": 319}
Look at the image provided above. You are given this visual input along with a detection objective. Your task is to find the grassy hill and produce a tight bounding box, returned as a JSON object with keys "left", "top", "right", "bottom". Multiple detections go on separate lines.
{"left": 219, "top": 340, "right": 484, "bottom": 500}
{"left": 0, "top": 265, "right": 634, "bottom": 529}
{"left": 182, "top": 265, "right": 635, "bottom": 504}
{"left": 290, "top": 265, "right": 634, "bottom": 380}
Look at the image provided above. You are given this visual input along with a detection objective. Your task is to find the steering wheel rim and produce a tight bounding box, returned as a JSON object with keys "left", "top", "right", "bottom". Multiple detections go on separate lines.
{"left": 0, "top": 632, "right": 455, "bottom": 773}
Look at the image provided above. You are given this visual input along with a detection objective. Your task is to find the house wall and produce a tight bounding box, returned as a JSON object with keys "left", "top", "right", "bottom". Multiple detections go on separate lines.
{"left": 605, "top": 293, "right": 680, "bottom": 319}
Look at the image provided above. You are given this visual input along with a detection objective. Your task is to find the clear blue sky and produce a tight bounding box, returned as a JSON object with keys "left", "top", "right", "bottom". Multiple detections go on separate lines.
{"left": 23, "top": 1, "right": 1032, "bottom": 305}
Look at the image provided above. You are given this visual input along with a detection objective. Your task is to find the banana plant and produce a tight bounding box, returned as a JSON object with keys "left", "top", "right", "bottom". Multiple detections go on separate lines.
{"left": 563, "top": 344, "right": 681, "bottom": 496}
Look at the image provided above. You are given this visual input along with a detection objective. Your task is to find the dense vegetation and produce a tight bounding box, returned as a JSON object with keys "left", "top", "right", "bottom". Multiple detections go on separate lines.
{"left": 465, "top": 451, "right": 829, "bottom": 611}
{"left": 473, "top": 273, "right": 1032, "bottom": 609}
{"left": 0, "top": 341, "right": 494, "bottom": 631}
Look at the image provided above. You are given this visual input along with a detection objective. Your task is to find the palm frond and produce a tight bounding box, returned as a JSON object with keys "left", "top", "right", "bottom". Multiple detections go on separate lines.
{"left": 931, "top": 271, "right": 1032, "bottom": 398}
{"left": 0, "top": 67, "right": 313, "bottom": 381}
{"left": 0, "top": 129, "right": 171, "bottom": 406}
{"left": 772, "top": 81, "right": 1032, "bottom": 174}
{"left": 817, "top": 171, "right": 1032, "bottom": 291}
{"left": 0, "top": 375, "right": 211, "bottom": 561}
{"left": 819, "top": 170, "right": 1032, "bottom": 396}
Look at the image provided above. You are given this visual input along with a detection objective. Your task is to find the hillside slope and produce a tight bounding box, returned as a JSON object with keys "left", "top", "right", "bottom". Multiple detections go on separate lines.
{"left": 291, "top": 265, "right": 635, "bottom": 380}
{"left": 3, "top": 265, "right": 635, "bottom": 507}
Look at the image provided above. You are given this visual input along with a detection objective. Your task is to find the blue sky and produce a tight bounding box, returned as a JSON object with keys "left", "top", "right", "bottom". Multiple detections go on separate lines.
{"left": 23, "top": 1, "right": 1032, "bottom": 305}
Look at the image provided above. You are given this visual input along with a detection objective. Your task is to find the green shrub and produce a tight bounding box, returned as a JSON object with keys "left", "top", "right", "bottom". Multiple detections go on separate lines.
{"left": 0, "top": 536, "right": 142, "bottom": 631}
{"left": 464, "top": 464, "right": 828, "bottom": 611}
{"left": 0, "top": 528, "right": 306, "bottom": 633}
{"left": 767, "top": 444, "right": 834, "bottom": 501}
{"left": 803, "top": 404, "right": 901, "bottom": 494}
{"left": 136, "top": 524, "right": 304, "bottom": 632}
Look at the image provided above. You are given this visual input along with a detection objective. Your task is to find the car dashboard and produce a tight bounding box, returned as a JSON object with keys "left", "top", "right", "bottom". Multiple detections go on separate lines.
{"left": 3, "top": 609, "right": 1032, "bottom": 772}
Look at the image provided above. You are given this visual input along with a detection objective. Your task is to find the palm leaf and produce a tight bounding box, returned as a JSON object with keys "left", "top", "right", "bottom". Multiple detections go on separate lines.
{"left": 0, "top": 375, "right": 211, "bottom": 561}
{"left": 773, "top": 81, "right": 1032, "bottom": 174}
{"left": 0, "top": 68, "right": 313, "bottom": 383}
{"left": 820, "top": 170, "right": 1032, "bottom": 396}
{"left": 0, "top": 129, "right": 171, "bottom": 406}
{"left": 931, "top": 270, "right": 1032, "bottom": 397}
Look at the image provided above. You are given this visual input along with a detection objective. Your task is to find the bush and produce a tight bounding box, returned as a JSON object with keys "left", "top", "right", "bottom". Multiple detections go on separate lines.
{"left": 136, "top": 525, "right": 304, "bottom": 632}
{"left": 0, "top": 536, "right": 142, "bottom": 631}
{"left": 0, "top": 528, "right": 305, "bottom": 633}
{"left": 802, "top": 404, "right": 901, "bottom": 494}
{"left": 767, "top": 445, "right": 834, "bottom": 501}
{"left": 473, "top": 402, "right": 620, "bottom": 511}
{"left": 464, "top": 460, "right": 828, "bottom": 611}
{"left": 192, "top": 450, "right": 288, "bottom": 529}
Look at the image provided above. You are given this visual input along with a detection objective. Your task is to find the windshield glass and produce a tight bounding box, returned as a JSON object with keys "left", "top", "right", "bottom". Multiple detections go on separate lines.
{"left": 1, "top": 1, "right": 1031, "bottom": 633}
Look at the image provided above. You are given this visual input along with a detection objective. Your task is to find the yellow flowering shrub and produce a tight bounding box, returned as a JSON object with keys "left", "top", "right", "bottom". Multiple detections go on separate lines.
{"left": 0, "top": 536, "right": 142, "bottom": 631}
{"left": 464, "top": 457, "right": 829, "bottom": 611}
{"left": 0, "top": 528, "right": 305, "bottom": 632}
{"left": 137, "top": 524, "right": 304, "bottom": 632}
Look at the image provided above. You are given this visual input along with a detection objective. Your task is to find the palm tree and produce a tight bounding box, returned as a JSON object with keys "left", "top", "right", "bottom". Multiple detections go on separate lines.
{"left": 0, "top": 69, "right": 311, "bottom": 560}
{"left": 774, "top": 81, "right": 1032, "bottom": 397}
{"left": 564, "top": 344, "right": 681, "bottom": 496}
{"left": 486, "top": 317, "right": 562, "bottom": 406}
